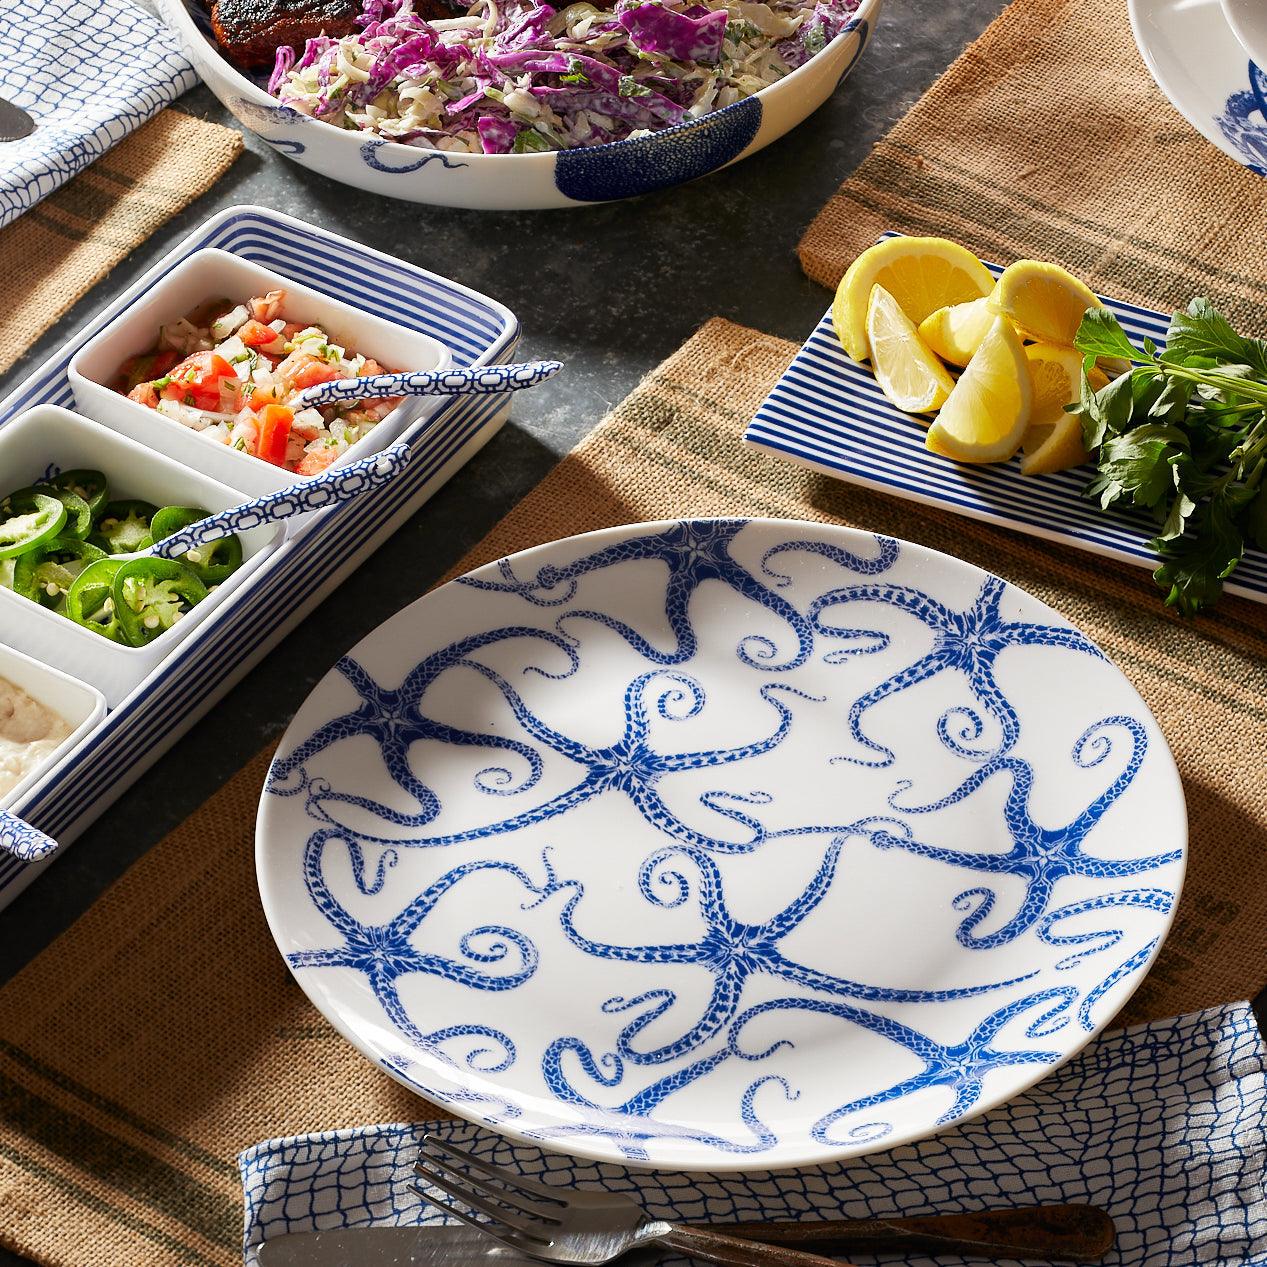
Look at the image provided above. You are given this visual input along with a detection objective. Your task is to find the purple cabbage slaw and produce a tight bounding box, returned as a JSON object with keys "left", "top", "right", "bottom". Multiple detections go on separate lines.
{"left": 269, "top": 0, "right": 860, "bottom": 154}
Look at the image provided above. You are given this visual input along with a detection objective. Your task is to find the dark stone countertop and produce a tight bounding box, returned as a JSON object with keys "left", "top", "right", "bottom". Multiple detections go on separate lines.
{"left": 0, "top": 7, "right": 1006, "bottom": 1256}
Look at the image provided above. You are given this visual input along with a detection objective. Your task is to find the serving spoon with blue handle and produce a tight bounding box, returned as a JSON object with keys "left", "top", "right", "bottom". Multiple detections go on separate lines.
{"left": 291, "top": 358, "right": 562, "bottom": 411}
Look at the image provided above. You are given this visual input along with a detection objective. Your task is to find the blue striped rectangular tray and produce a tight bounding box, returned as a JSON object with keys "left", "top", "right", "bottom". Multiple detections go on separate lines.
{"left": 0, "top": 205, "right": 519, "bottom": 909}
{"left": 744, "top": 264, "right": 1267, "bottom": 604}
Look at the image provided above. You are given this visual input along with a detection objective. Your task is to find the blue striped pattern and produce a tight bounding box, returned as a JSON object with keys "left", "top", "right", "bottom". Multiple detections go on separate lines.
{"left": 0, "top": 207, "right": 517, "bottom": 899}
{"left": 744, "top": 266, "right": 1267, "bottom": 603}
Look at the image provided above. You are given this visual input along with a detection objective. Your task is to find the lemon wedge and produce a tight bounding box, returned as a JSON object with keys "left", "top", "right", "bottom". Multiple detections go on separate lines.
{"left": 926, "top": 316, "right": 1032, "bottom": 463}
{"left": 1017, "top": 343, "right": 1104, "bottom": 475}
{"left": 833, "top": 237, "right": 995, "bottom": 362}
{"left": 990, "top": 259, "right": 1102, "bottom": 346}
{"left": 1025, "top": 343, "right": 1085, "bottom": 427}
{"left": 1020, "top": 414, "right": 1090, "bottom": 475}
{"left": 917, "top": 296, "right": 997, "bottom": 368}
{"left": 866, "top": 284, "right": 957, "bottom": 415}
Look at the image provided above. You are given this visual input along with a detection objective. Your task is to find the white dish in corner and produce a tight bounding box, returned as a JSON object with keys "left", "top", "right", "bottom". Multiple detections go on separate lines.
{"left": 1130, "top": 0, "right": 1267, "bottom": 174}
{"left": 69, "top": 248, "right": 452, "bottom": 498}
{"left": 0, "top": 645, "right": 105, "bottom": 811}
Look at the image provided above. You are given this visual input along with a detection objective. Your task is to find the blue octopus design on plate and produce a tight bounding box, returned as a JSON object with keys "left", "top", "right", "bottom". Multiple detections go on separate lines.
{"left": 1216, "top": 61, "right": 1267, "bottom": 175}
{"left": 811, "top": 574, "right": 1104, "bottom": 767}
{"left": 730, "top": 987, "right": 1077, "bottom": 1144}
{"left": 553, "top": 841, "right": 1034, "bottom": 1065}
{"left": 874, "top": 716, "right": 1182, "bottom": 950}
{"left": 261, "top": 519, "right": 1186, "bottom": 1168}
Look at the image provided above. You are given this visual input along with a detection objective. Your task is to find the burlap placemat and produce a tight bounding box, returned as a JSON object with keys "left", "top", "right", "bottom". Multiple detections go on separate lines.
{"left": 0, "top": 109, "right": 244, "bottom": 376}
{"left": 1, "top": 315, "right": 1265, "bottom": 1266}
{"left": 800, "top": 0, "right": 1267, "bottom": 325}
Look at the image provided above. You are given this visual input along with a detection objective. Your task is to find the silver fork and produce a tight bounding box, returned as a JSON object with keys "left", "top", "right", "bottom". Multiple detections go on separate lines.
{"left": 411, "top": 1136, "right": 858, "bottom": 1267}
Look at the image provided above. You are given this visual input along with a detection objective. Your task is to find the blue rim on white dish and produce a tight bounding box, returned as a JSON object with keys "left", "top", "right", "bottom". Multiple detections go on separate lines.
{"left": 0, "top": 204, "right": 519, "bottom": 901}
{"left": 256, "top": 516, "right": 1186, "bottom": 1172}
{"left": 744, "top": 249, "right": 1267, "bottom": 605}
{"left": 155, "top": 0, "right": 882, "bottom": 209}
{"left": 1130, "top": 0, "right": 1267, "bottom": 175}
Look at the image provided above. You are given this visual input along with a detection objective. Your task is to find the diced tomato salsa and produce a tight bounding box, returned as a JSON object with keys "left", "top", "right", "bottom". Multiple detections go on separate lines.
{"left": 111, "top": 290, "right": 403, "bottom": 475}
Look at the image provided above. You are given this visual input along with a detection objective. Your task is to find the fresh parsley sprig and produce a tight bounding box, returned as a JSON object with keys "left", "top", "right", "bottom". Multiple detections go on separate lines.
{"left": 1073, "top": 299, "right": 1267, "bottom": 615}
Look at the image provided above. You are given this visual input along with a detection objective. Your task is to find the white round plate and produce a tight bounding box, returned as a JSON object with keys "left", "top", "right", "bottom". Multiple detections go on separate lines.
{"left": 257, "top": 518, "right": 1186, "bottom": 1171}
{"left": 1130, "top": 0, "right": 1267, "bottom": 174}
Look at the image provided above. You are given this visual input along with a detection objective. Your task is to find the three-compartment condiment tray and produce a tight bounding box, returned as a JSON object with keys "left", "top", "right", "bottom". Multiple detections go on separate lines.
{"left": 0, "top": 205, "right": 522, "bottom": 911}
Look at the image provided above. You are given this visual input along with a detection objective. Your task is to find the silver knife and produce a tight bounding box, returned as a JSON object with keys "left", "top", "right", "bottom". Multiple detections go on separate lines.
{"left": 257, "top": 1223, "right": 592, "bottom": 1267}
{"left": 256, "top": 1205, "right": 1116, "bottom": 1266}
{"left": 0, "top": 96, "right": 35, "bottom": 142}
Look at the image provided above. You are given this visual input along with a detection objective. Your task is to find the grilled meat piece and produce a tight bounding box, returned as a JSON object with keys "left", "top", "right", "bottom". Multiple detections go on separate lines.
{"left": 210, "top": 0, "right": 472, "bottom": 70}
{"left": 210, "top": 0, "right": 361, "bottom": 69}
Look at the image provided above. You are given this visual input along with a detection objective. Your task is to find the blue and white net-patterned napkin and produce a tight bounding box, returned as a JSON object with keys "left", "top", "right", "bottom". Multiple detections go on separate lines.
{"left": 0, "top": 0, "right": 197, "bottom": 229}
{"left": 241, "top": 1003, "right": 1267, "bottom": 1266}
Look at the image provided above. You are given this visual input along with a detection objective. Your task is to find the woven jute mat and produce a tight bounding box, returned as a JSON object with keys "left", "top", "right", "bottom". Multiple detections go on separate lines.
{"left": 1, "top": 316, "right": 1266, "bottom": 1267}
{"left": 799, "top": 0, "right": 1267, "bottom": 322}
{"left": 0, "top": 109, "right": 243, "bottom": 376}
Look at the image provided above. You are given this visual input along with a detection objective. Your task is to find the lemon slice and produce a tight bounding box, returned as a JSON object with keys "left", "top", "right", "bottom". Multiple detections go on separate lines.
{"left": 1017, "top": 343, "right": 1103, "bottom": 475}
{"left": 990, "top": 259, "right": 1102, "bottom": 346}
{"left": 832, "top": 237, "right": 995, "bottom": 362}
{"left": 917, "top": 296, "right": 997, "bottom": 368}
{"left": 866, "top": 284, "right": 956, "bottom": 415}
{"left": 926, "top": 316, "right": 1032, "bottom": 463}
{"left": 1025, "top": 343, "right": 1084, "bottom": 427}
{"left": 1020, "top": 414, "right": 1090, "bottom": 475}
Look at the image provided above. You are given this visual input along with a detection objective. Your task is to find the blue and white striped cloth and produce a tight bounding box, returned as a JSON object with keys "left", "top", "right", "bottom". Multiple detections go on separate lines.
{"left": 0, "top": 0, "right": 196, "bottom": 229}
{"left": 240, "top": 1002, "right": 1267, "bottom": 1266}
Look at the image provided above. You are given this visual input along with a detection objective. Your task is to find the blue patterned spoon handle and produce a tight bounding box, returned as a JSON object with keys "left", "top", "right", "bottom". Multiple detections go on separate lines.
{"left": 152, "top": 442, "right": 410, "bottom": 558}
{"left": 292, "top": 359, "right": 563, "bottom": 410}
{"left": 0, "top": 808, "right": 58, "bottom": 861}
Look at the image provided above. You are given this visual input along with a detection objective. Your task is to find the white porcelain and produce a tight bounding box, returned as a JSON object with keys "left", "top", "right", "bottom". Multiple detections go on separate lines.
{"left": 69, "top": 248, "right": 453, "bottom": 498}
{"left": 0, "top": 644, "right": 105, "bottom": 811}
{"left": 1222, "top": 0, "right": 1267, "bottom": 69}
{"left": 257, "top": 517, "right": 1186, "bottom": 1172}
{"left": 1130, "top": 0, "right": 1267, "bottom": 174}
{"left": 155, "top": 0, "right": 883, "bottom": 209}
{"left": 0, "top": 405, "right": 283, "bottom": 707}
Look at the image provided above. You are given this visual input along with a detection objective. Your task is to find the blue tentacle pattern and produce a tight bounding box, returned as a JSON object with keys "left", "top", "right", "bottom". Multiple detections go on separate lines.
{"left": 375, "top": 672, "right": 817, "bottom": 853}
{"left": 872, "top": 716, "right": 1179, "bottom": 948}
{"left": 534, "top": 1036, "right": 791, "bottom": 1161}
{"left": 268, "top": 627, "right": 578, "bottom": 833}
{"left": 555, "top": 842, "right": 1036, "bottom": 1065}
{"left": 287, "top": 831, "right": 555, "bottom": 1070}
{"left": 811, "top": 575, "right": 1104, "bottom": 767}
{"left": 730, "top": 988, "right": 1076, "bottom": 1143}
{"left": 458, "top": 520, "right": 897, "bottom": 671}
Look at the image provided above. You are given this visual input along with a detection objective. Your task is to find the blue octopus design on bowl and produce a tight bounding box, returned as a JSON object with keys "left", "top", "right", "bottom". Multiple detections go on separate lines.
{"left": 158, "top": 0, "right": 881, "bottom": 208}
{"left": 256, "top": 518, "right": 1186, "bottom": 1170}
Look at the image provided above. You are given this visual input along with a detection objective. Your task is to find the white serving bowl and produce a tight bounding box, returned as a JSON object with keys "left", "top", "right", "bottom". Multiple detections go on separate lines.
{"left": 0, "top": 405, "right": 283, "bottom": 707}
{"left": 155, "top": 0, "right": 883, "bottom": 209}
{"left": 0, "top": 644, "right": 105, "bottom": 812}
{"left": 69, "top": 248, "right": 452, "bottom": 498}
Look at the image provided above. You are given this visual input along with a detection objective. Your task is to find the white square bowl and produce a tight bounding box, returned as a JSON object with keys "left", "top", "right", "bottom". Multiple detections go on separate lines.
{"left": 0, "top": 644, "right": 105, "bottom": 812}
{"left": 68, "top": 248, "right": 453, "bottom": 498}
{"left": 0, "top": 405, "right": 283, "bottom": 707}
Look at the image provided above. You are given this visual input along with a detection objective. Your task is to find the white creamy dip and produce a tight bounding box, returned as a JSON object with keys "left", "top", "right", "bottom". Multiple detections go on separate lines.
{"left": 0, "top": 677, "right": 71, "bottom": 799}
